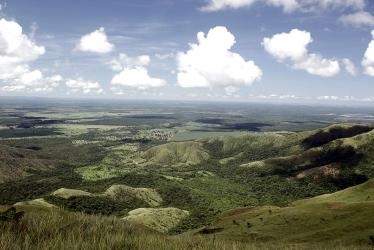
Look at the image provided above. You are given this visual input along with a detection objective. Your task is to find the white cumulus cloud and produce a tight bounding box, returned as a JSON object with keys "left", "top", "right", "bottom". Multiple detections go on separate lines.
{"left": 339, "top": 11, "right": 374, "bottom": 28}
{"left": 176, "top": 26, "right": 262, "bottom": 92}
{"left": 362, "top": 30, "right": 374, "bottom": 76}
{"left": 65, "top": 78, "right": 104, "bottom": 94}
{"left": 263, "top": 29, "right": 344, "bottom": 77}
{"left": 293, "top": 53, "right": 340, "bottom": 77}
{"left": 111, "top": 67, "right": 166, "bottom": 89}
{"left": 0, "top": 18, "right": 62, "bottom": 93}
{"left": 262, "top": 29, "right": 311, "bottom": 61}
{"left": 201, "top": 0, "right": 365, "bottom": 12}
{"left": 0, "top": 18, "right": 45, "bottom": 80}
{"left": 110, "top": 54, "right": 166, "bottom": 90}
{"left": 76, "top": 27, "right": 114, "bottom": 54}
{"left": 2, "top": 71, "right": 63, "bottom": 93}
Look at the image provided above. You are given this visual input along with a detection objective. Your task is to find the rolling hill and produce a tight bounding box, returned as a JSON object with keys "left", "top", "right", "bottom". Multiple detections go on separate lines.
{"left": 142, "top": 141, "right": 210, "bottom": 165}
{"left": 0, "top": 144, "right": 54, "bottom": 183}
{"left": 2, "top": 123, "right": 374, "bottom": 249}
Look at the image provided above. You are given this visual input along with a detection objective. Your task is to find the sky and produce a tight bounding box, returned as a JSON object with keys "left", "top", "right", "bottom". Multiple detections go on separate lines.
{"left": 0, "top": 0, "right": 374, "bottom": 104}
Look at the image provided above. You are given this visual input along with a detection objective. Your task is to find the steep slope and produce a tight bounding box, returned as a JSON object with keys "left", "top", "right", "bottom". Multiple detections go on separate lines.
{"left": 237, "top": 124, "right": 374, "bottom": 183}
{"left": 0, "top": 144, "right": 54, "bottom": 183}
{"left": 143, "top": 141, "right": 209, "bottom": 165}
{"left": 197, "top": 179, "right": 374, "bottom": 246}
{"left": 293, "top": 178, "right": 374, "bottom": 205}
{"left": 301, "top": 124, "right": 373, "bottom": 149}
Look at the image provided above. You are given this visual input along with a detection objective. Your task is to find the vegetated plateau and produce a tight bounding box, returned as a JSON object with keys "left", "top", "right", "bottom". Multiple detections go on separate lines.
{"left": 1, "top": 98, "right": 374, "bottom": 249}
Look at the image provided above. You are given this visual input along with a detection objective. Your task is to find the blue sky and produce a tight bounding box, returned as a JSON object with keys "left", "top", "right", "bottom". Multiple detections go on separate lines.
{"left": 0, "top": 0, "right": 374, "bottom": 104}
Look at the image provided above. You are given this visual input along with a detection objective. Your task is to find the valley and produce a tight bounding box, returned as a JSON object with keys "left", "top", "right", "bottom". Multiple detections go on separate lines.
{"left": 1, "top": 98, "right": 374, "bottom": 249}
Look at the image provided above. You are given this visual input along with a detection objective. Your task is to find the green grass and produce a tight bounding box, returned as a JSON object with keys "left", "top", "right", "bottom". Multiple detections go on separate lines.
{"left": 51, "top": 188, "right": 93, "bottom": 199}
{"left": 0, "top": 205, "right": 365, "bottom": 250}
{"left": 14, "top": 198, "right": 57, "bottom": 208}
{"left": 197, "top": 179, "right": 374, "bottom": 247}
{"left": 293, "top": 179, "right": 374, "bottom": 205}
{"left": 104, "top": 184, "right": 163, "bottom": 207}
{"left": 143, "top": 141, "right": 210, "bottom": 165}
{"left": 75, "top": 146, "right": 145, "bottom": 181}
{"left": 0, "top": 144, "right": 54, "bottom": 183}
{"left": 123, "top": 207, "right": 190, "bottom": 233}
{"left": 2, "top": 119, "right": 374, "bottom": 248}
{"left": 173, "top": 130, "right": 247, "bottom": 141}
{"left": 51, "top": 124, "right": 127, "bottom": 136}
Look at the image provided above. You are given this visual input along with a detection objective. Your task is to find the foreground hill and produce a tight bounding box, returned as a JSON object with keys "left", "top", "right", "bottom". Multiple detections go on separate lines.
{"left": 196, "top": 179, "right": 374, "bottom": 247}
{"left": 0, "top": 205, "right": 289, "bottom": 250}
{"left": 2, "top": 179, "right": 374, "bottom": 249}
{"left": 0, "top": 203, "right": 367, "bottom": 250}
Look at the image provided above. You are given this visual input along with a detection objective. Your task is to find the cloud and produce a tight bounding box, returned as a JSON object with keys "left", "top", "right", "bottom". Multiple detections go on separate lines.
{"left": 65, "top": 78, "right": 104, "bottom": 94}
{"left": 200, "top": 0, "right": 257, "bottom": 11}
{"left": 362, "top": 30, "right": 374, "bottom": 76}
{"left": 339, "top": 11, "right": 374, "bottom": 28}
{"left": 341, "top": 58, "right": 357, "bottom": 76}
{"left": 76, "top": 27, "right": 114, "bottom": 54}
{"left": 0, "top": 18, "right": 45, "bottom": 80}
{"left": 111, "top": 67, "right": 166, "bottom": 90}
{"left": 176, "top": 26, "right": 262, "bottom": 92}
{"left": 109, "top": 53, "right": 150, "bottom": 71}
{"left": 0, "top": 18, "right": 62, "bottom": 93}
{"left": 262, "top": 29, "right": 341, "bottom": 77}
{"left": 201, "top": 0, "right": 365, "bottom": 12}
{"left": 2, "top": 71, "right": 63, "bottom": 92}
{"left": 110, "top": 54, "right": 166, "bottom": 90}
{"left": 155, "top": 53, "right": 175, "bottom": 60}
{"left": 262, "top": 29, "right": 311, "bottom": 61}
{"left": 308, "top": 0, "right": 365, "bottom": 10}
{"left": 292, "top": 53, "right": 340, "bottom": 77}
{"left": 265, "top": 0, "right": 299, "bottom": 13}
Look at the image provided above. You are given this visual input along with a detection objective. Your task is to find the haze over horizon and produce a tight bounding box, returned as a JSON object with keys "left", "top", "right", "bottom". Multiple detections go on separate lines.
{"left": 0, "top": 0, "right": 374, "bottom": 104}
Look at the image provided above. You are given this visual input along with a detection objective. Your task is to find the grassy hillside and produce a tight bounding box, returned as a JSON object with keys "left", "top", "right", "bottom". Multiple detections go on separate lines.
{"left": 14, "top": 198, "right": 57, "bottom": 208}
{"left": 123, "top": 207, "right": 189, "bottom": 233}
{"left": 293, "top": 178, "right": 374, "bottom": 205}
{"left": 143, "top": 141, "right": 210, "bottom": 165}
{"left": 196, "top": 178, "right": 374, "bottom": 247}
{"left": 0, "top": 144, "right": 54, "bottom": 183}
{"left": 52, "top": 188, "right": 92, "bottom": 199}
{"left": 2, "top": 123, "right": 374, "bottom": 248}
{"left": 0, "top": 205, "right": 364, "bottom": 250}
{"left": 0, "top": 205, "right": 270, "bottom": 250}
{"left": 104, "top": 184, "right": 163, "bottom": 207}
